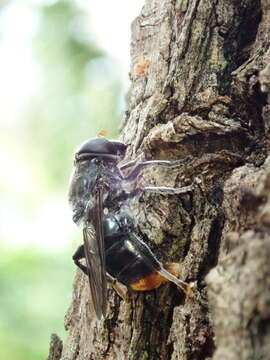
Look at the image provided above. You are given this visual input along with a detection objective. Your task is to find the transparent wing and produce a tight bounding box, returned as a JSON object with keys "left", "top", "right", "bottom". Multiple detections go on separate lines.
{"left": 83, "top": 187, "right": 107, "bottom": 319}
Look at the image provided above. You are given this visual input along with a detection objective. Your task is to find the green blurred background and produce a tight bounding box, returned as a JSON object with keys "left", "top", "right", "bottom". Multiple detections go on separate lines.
{"left": 0, "top": 1, "right": 143, "bottom": 359}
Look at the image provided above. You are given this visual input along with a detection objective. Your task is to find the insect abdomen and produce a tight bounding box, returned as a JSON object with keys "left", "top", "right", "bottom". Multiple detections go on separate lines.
{"left": 105, "top": 237, "right": 158, "bottom": 286}
{"left": 103, "top": 214, "right": 163, "bottom": 288}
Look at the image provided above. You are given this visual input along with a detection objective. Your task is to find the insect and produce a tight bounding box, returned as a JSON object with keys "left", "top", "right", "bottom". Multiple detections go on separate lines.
{"left": 68, "top": 137, "right": 193, "bottom": 319}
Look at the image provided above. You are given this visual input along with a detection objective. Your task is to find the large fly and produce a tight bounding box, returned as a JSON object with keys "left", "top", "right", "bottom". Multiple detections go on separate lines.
{"left": 68, "top": 137, "right": 193, "bottom": 319}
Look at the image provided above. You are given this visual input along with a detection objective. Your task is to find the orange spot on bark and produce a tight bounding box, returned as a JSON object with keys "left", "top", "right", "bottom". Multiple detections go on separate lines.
{"left": 133, "top": 59, "right": 150, "bottom": 77}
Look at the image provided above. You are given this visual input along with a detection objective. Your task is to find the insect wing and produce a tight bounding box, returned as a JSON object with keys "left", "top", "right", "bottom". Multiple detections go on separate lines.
{"left": 83, "top": 187, "right": 107, "bottom": 319}
{"left": 95, "top": 186, "right": 107, "bottom": 316}
{"left": 128, "top": 232, "right": 161, "bottom": 271}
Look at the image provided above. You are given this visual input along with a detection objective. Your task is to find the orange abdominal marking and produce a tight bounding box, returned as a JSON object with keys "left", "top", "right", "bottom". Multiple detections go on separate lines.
{"left": 130, "top": 262, "right": 182, "bottom": 291}
{"left": 130, "top": 272, "right": 168, "bottom": 291}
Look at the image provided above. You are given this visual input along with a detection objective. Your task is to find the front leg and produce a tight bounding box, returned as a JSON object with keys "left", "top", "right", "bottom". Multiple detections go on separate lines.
{"left": 106, "top": 184, "right": 193, "bottom": 207}
{"left": 141, "top": 185, "right": 193, "bottom": 195}
{"left": 120, "top": 157, "right": 191, "bottom": 182}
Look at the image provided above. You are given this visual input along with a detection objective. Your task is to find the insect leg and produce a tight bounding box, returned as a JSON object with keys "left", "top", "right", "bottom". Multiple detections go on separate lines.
{"left": 158, "top": 264, "right": 194, "bottom": 297}
{"left": 73, "top": 246, "right": 127, "bottom": 298}
{"left": 141, "top": 185, "right": 193, "bottom": 195}
{"left": 121, "top": 158, "right": 191, "bottom": 182}
{"left": 107, "top": 184, "right": 192, "bottom": 207}
{"left": 106, "top": 273, "right": 128, "bottom": 300}
{"left": 72, "top": 245, "right": 88, "bottom": 275}
{"left": 119, "top": 157, "right": 140, "bottom": 171}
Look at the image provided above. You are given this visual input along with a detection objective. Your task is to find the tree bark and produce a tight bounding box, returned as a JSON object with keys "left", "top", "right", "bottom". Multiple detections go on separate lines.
{"left": 49, "top": 0, "right": 270, "bottom": 359}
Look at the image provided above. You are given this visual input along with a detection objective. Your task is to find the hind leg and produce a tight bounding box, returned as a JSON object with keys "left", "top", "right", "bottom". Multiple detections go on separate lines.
{"left": 73, "top": 247, "right": 128, "bottom": 300}
{"left": 160, "top": 262, "right": 194, "bottom": 297}
{"left": 106, "top": 273, "right": 128, "bottom": 300}
{"left": 163, "top": 262, "right": 182, "bottom": 278}
{"left": 72, "top": 245, "right": 88, "bottom": 275}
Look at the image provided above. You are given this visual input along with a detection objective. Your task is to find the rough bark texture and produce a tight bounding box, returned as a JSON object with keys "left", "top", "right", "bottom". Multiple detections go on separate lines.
{"left": 49, "top": 0, "right": 270, "bottom": 359}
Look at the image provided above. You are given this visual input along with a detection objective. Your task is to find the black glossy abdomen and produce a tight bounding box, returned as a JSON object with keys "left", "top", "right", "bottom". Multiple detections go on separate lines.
{"left": 105, "top": 234, "right": 161, "bottom": 286}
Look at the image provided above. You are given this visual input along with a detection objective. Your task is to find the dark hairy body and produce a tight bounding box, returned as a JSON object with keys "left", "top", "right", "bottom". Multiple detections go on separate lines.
{"left": 68, "top": 137, "right": 193, "bottom": 319}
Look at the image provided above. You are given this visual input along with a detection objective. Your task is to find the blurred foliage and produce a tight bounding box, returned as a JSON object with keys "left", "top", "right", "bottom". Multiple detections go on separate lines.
{"left": 27, "top": 0, "right": 122, "bottom": 189}
{"left": 0, "top": 245, "right": 74, "bottom": 360}
{"left": 0, "top": 0, "right": 123, "bottom": 359}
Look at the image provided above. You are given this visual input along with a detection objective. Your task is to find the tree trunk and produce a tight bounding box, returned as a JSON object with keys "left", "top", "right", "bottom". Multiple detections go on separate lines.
{"left": 49, "top": 0, "right": 270, "bottom": 359}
